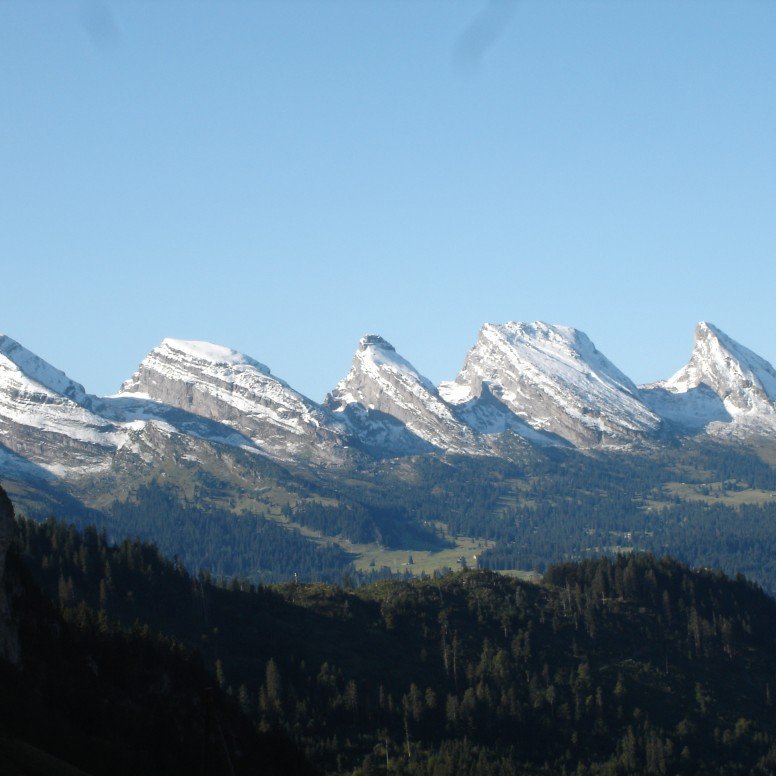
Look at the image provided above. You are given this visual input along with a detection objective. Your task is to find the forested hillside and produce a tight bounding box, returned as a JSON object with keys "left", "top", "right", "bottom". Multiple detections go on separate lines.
{"left": 283, "top": 441, "right": 776, "bottom": 594}
{"left": 10, "top": 512, "right": 776, "bottom": 774}
{"left": 0, "top": 494, "right": 314, "bottom": 776}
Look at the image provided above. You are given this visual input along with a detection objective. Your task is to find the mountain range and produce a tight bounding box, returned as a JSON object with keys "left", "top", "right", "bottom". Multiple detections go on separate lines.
{"left": 4, "top": 324, "right": 776, "bottom": 771}
{"left": 2, "top": 322, "right": 776, "bottom": 490}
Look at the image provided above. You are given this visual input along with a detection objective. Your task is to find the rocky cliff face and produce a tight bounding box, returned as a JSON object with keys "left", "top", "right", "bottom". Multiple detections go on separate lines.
{"left": 0, "top": 485, "right": 19, "bottom": 665}
{"left": 446, "top": 381, "right": 563, "bottom": 446}
{"left": 640, "top": 322, "right": 776, "bottom": 437}
{"left": 442, "top": 322, "right": 662, "bottom": 448}
{"left": 326, "top": 335, "right": 481, "bottom": 454}
{"left": 0, "top": 335, "right": 124, "bottom": 477}
{"left": 2, "top": 320, "right": 776, "bottom": 504}
{"left": 118, "top": 338, "right": 352, "bottom": 465}
{"left": 0, "top": 335, "right": 267, "bottom": 480}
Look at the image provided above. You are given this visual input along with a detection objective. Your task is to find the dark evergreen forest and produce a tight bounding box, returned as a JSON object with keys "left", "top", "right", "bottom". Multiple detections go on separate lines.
{"left": 74, "top": 483, "right": 355, "bottom": 583}
{"left": 7, "top": 510, "right": 776, "bottom": 774}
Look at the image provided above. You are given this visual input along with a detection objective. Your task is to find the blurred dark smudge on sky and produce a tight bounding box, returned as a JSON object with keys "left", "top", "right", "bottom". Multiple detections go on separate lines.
{"left": 79, "top": 1, "right": 120, "bottom": 50}
{"left": 453, "top": 0, "right": 519, "bottom": 73}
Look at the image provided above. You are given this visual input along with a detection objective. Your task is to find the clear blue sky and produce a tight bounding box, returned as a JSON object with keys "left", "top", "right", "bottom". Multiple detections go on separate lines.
{"left": 2, "top": 1, "right": 775, "bottom": 400}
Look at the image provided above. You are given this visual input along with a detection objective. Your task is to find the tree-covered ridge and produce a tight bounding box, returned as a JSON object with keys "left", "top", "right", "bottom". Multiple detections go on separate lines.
{"left": 0, "top": 504, "right": 315, "bottom": 775}
{"left": 13, "top": 514, "right": 776, "bottom": 774}
{"left": 14, "top": 438, "right": 776, "bottom": 594}
{"left": 83, "top": 482, "right": 356, "bottom": 583}
{"left": 333, "top": 442, "right": 776, "bottom": 594}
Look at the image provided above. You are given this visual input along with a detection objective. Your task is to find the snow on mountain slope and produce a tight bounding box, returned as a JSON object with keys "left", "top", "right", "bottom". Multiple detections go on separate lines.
{"left": 91, "top": 394, "right": 257, "bottom": 450}
{"left": 0, "top": 335, "right": 88, "bottom": 404}
{"left": 449, "top": 381, "right": 564, "bottom": 446}
{"left": 326, "top": 335, "right": 481, "bottom": 454}
{"left": 441, "top": 322, "right": 662, "bottom": 448}
{"left": 637, "top": 383, "right": 731, "bottom": 432}
{"left": 118, "top": 338, "right": 350, "bottom": 464}
{"left": 640, "top": 322, "right": 776, "bottom": 437}
{"left": 0, "top": 335, "right": 266, "bottom": 479}
{"left": 663, "top": 322, "right": 776, "bottom": 407}
{"left": 0, "top": 335, "right": 125, "bottom": 475}
{"left": 323, "top": 402, "right": 436, "bottom": 458}
{"left": 5, "top": 321, "right": 776, "bottom": 485}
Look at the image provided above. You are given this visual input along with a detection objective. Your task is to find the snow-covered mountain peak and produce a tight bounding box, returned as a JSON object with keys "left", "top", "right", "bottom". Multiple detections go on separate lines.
{"left": 348, "top": 334, "right": 436, "bottom": 394}
{"left": 5, "top": 320, "right": 776, "bottom": 486}
{"left": 119, "top": 338, "right": 349, "bottom": 465}
{"left": 642, "top": 322, "right": 776, "bottom": 433}
{"left": 0, "top": 335, "right": 126, "bottom": 476}
{"left": 663, "top": 322, "right": 776, "bottom": 403}
{"left": 446, "top": 320, "right": 660, "bottom": 447}
{"left": 358, "top": 334, "right": 395, "bottom": 352}
{"left": 0, "top": 334, "right": 87, "bottom": 403}
{"left": 327, "top": 335, "right": 479, "bottom": 453}
{"left": 120, "top": 338, "right": 284, "bottom": 397}
{"left": 480, "top": 321, "right": 640, "bottom": 395}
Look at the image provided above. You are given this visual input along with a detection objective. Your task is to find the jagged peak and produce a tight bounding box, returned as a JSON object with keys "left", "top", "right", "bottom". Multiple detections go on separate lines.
{"left": 692, "top": 322, "right": 773, "bottom": 369}
{"left": 358, "top": 334, "right": 396, "bottom": 352}
{"left": 324, "top": 333, "right": 482, "bottom": 453}
{"left": 448, "top": 319, "right": 661, "bottom": 447}
{"left": 692, "top": 321, "right": 757, "bottom": 352}
{"left": 484, "top": 320, "right": 578, "bottom": 337}
{"left": 692, "top": 321, "right": 740, "bottom": 352}
{"left": 696, "top": 320, "right": 719, "bottom": 336}
{"left": 0, "top": 334, "right": 87, "bottom": 402}
{"left": 347, "top": 334, "right": 435, "bottom": 392}
{"left": 663, "top": 321, "right": 776, "bottom": 404}
{"left": 479, "top": 321, "right": 604, "bottom": 363}
{"left": 673, "top": 321, "right": 761, "bottom": 377}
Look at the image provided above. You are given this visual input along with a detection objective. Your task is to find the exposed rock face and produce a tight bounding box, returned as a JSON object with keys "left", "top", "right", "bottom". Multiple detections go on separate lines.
{"left": 118, "top": 338, "right": 351, "bottom": 465}
{"left": 0, "top": 335, "right": 88, "bottom": 404}
{"left": 3, "top": 320, "right": 776, "bottom": 506}
{"left": 326, "top": 335, "right": 480, "bottom": 454}
{"left": 441, "top": 322, "right": 662, "bottom": 448}
{"left": 0, "top": 485, "right": 19, "bottom": 665}
{"left": 329, "top": 402, "right": 436, "bottom": 458}
{"left": 0, "top": 335, "right": 122, "bottom": 476}
{"left": 0, "top": 335, "right": 265, "bottom": 479}
{"left": 447, "top": 381, "right": 564, "bottom": 447}
{"left": 640, "top": 322, "right": 776, "bottom": 438}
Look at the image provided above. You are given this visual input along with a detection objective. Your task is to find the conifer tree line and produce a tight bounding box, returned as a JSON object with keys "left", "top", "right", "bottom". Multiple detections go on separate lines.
{"left": 10, "top": 513, "right": 776, "bottom": 774}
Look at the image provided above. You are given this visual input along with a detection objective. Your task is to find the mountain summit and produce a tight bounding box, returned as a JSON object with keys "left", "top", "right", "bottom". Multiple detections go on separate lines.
{"left": 326, "top": 335, "right": 479, "bottom": 454}
{"left": 0, "top": 334, "right": 123, "bottom": 476}
{"left": 119, "top": 338, "right": 350, "bottom": 464}
{"left": 441, "top": 322, "right": 662, "bottom": 447}
{"left": 665, "top": 322, "right": 776, "bottom": 410}
{"left": 640, "top": 322, "right": 776, "bottom": 436}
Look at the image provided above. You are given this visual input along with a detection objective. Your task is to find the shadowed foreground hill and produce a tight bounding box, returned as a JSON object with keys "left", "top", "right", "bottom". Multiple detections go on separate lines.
{"left": 9, "top": 505, "right": 776, "bottom": 774}
{"left": 0, "top": 486, "right": 315, "bottom": 776}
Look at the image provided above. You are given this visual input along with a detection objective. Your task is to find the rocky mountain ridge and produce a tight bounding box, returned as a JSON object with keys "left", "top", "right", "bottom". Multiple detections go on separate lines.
{"left": 640, "top": 322, "right": 776, "bottom": 439}
{"left": 1, "top": 322, "right": 775, "bottom": 494}
{"left": 441, "top": 322, "right": 662, "bottom": 448}
{"left": 325, "top": 334, "right": 480, "bottom": 455}
{"left": 118, "top": 337, "right": 351, "bottom": 465}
